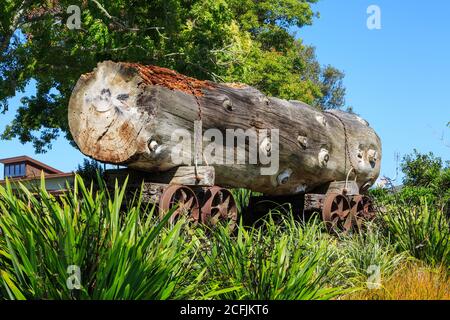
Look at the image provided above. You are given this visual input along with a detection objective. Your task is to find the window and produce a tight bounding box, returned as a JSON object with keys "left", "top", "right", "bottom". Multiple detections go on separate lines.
{"left": 4, "top": 163, "right": 26, "bottom": 178}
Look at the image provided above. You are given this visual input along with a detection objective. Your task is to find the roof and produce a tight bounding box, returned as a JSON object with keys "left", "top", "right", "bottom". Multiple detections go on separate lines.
{"left": 0, "top": 155, "right": 63, "bottom": 174}
{"left": 0, "top": 172, "right": 75, "bottom": 185}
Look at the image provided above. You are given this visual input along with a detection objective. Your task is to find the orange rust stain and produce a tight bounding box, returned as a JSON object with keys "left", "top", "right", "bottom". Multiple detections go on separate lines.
{"left": 124, "top": 63, "right": 213, "bottom": 96}
{"left": 119, "top": 121, "right": 135, "bottom": 142}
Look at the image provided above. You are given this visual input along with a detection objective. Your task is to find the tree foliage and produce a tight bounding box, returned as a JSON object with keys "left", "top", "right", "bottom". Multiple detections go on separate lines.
{"left": 76, "top": 157, "right": 104, "bottom": 184}
{"left": 1, "top": 0, "right": 347, "bottom": 152}
{"left": 401, "top": 150, "right": 450, "bottom": 205}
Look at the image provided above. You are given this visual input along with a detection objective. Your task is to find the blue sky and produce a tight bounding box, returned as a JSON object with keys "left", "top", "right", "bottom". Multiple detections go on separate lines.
{"left": 1, "top": 0, "right": 449, "bottom": 182}
{"left": 299, "top": 0, "right": 450, "bottom": 181}
{"left": 0, "top": 81, "right": 87, "bottom": 179}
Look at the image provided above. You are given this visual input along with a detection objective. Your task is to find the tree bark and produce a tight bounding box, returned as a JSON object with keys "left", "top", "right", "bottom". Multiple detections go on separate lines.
{"left": 68, "top": 61, "right": 382, "bottom": 196}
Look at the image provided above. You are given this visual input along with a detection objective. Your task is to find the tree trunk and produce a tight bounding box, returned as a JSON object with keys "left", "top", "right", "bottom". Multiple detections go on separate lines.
{"left": 68, "top": 61, "right": 382, "bottom": 196}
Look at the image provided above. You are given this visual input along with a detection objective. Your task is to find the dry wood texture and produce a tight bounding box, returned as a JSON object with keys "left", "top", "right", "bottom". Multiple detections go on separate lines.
{"left": 105, "top": 166, "right": 215, "bottom": 187}
{"left": 68, "top": 61, "right": 382, "bottom": 196}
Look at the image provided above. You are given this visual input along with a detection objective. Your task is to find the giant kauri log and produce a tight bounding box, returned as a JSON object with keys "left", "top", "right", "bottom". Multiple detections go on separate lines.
{"left": 68, "top": 61, "right": 382, "bottom": 195}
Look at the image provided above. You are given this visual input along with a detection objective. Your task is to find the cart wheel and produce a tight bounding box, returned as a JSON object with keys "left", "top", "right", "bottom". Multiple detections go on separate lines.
{"left": 201, "top": 186, "right": 238, "bottom": 230}
{"left": 349, "top": 195, "right": 367, "bottom": 232}
{"left": 322, "top": 193, "right": 352, "bottom": 234}
{"left": 159, "top": 185, "right": 200, "bottom": 223}
{"left": 352, "top": 195, "right": 376, "bottom": 221}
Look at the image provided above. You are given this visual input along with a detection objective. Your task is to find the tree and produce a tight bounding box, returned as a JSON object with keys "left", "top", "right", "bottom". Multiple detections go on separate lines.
{"left": 402, "top": 150, "right": 444, "bottom": 188}
{"left": 401, "top": 150, "right": 450, "bottom": 204}
{"left": 314, "top": 65, "right": 346, "bottom": 110}
{"left": 76, "top": 158, "right": 104, "bottom": 186}
{"left": 1, "top": 0, "right": 347, "bottom": 153}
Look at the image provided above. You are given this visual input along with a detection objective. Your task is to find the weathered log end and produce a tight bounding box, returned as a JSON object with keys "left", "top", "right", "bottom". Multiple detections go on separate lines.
{"left": 68, "top": 61, "right": 213, "bottom": 165}
{"left": 69, "top": 61, "right": 143, "bottom": 163}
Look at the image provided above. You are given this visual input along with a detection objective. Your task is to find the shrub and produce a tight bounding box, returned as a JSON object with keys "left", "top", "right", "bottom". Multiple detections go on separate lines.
{"left": 400, "top": 150, "right": 450, "bottom": 206}
{"left": 381, "top": 199, "right": 450, "bottom": 267}
{"left": 2, "top": 175, "right": 447, "bottom": 301}
{"left": 0, "top": 177, "right": 346, "bottom": 300}
{"left": 195, "top": 213, "right": 346, "bottom": 300}
{"left": 335, "top": 223, "right": 407, "bottom": 288}
{"left": 0, "top": 176, "right": 206, "bottom": 300}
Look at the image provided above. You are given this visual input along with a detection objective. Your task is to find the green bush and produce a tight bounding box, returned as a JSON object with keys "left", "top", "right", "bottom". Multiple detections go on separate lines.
{"left": 1, "top": 175, "right": 447, "bottom": 300}
{"left": 336, "top": 223, "right": 407, "bottom": 288}
{"left": 399, "top": 150, "right": 450, "bottom": 208}
{"left": 381, "top": 199, "right": 449, "bottom": 267}
{"left": 0, "top": 176, "right": 206, "bottom": 300}
{"left": 397, "top": 186, "right": 437, "bottom": 205}
{"left": 195, "top": 214, "right": 346, "bottom": 300}
{"left": 0, "top": 176, "right": 346, "bottom": 300}
{"left": 371, "top": 185, "right": 442, "bottom": 208}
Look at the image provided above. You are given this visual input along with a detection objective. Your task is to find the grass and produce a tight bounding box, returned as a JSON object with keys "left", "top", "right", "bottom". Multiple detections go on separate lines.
{"left": 345, "top": 262, "right": 450, "bottom": 300}
{"left": 0, "top": 176, "right": 449, "bottom": 300}
{"left": 335, "top": 223, "right": 408, "bottom": 289}
{"left": 0, "top": 176, "right": 208, "bottom": 299}
{"left": 195, "top": 214, "right": 345, "bottom": 300}
{"left": 381, "top": 199, "right": 449, "bottom": 267}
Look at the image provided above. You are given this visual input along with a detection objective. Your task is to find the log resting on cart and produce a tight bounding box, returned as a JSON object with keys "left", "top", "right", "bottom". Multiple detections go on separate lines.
{"left": 69, "top": 61, "right": 382, "bottom": 232}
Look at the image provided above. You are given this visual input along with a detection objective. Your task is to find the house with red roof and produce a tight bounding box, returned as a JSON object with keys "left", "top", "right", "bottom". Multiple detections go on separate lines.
{"left": 0, "top": 156, "right": 75, "bottom": 194}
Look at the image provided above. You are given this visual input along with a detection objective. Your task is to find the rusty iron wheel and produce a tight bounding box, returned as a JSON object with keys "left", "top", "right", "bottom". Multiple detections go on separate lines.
{"left": 322, "top": 193, "right": 352, "bottom": 234}
{"left": 159, "top": 184, "right": 200, "bottom": 223}
{"left": 349, "top": 195, "right": 366, "bottom": 232}
{"left": 201, "top": 186, "right": 238, "bottom": 230}
{"left": 359, "top": 195, "right": 376, "bottom": 221}
{"left": 349, "top": 195, "right": 377, "bottom": 232}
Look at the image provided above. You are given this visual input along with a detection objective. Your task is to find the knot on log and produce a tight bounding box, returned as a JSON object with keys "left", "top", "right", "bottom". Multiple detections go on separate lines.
{"left": 297, "top": 135, "right": 308, "bottom": 149}
{"left": 277, "top": 169, "right": 292, "bottom": 186}
{"left": 319, "top": 148, "right": 330, "bottom": 167}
